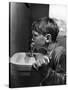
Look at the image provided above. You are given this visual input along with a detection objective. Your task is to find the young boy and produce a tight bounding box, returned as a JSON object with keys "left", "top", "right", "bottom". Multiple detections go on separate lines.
{"left": 31, "top": 17, "right": 66, "bottom": 85}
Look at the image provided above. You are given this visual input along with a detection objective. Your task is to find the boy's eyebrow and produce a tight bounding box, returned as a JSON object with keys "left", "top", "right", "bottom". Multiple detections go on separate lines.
{"left": 32, "top": 31, "right": 39, "bottom": 35}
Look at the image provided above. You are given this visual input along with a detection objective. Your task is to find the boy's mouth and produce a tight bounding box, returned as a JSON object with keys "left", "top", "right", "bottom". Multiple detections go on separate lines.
{"left": 32, "top": 38, "right": 34, "bottom": 42}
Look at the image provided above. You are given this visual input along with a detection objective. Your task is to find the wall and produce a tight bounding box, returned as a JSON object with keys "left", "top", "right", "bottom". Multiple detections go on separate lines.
{"left": 31, "top": 3, "right": 49, "bottom": 21}
{"left": 9, "top": 2, "right": 49, "bottom": 57}
{"left": 10, "top": 3, "right": 32, "bottom": 57}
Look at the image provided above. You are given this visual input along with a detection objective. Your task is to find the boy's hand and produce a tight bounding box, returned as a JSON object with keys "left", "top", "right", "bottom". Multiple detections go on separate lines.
{"left": 32, "top": 53, "right": 50, "bottom": 70}
{"left": 36, "top": 54, "right": 49, "bottom": 65}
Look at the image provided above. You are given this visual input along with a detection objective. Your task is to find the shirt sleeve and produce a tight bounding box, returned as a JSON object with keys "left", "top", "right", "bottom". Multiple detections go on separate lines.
{"left": 39, "top": 46, "right": 66, "bottom": 85}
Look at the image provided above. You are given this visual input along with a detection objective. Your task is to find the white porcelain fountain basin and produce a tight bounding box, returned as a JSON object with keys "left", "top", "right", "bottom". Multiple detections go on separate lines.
{"left": 10, "top": 52, "right": 36, "bottom": 65}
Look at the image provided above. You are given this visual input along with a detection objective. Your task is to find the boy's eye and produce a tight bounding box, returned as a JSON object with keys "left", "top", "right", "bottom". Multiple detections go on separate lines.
{"left": 34, "top": 33, "right": 38, "bottom": 37}
{"left": 32, "top": 31, "right": 39, "bottom": 37}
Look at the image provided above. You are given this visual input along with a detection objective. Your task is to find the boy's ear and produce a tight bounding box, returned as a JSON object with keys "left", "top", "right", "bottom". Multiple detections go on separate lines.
{"left": 45, "top": 34, "right": 51, "bottom": 43}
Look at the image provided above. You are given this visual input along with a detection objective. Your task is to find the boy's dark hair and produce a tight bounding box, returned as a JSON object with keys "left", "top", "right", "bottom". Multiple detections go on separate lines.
{"left": 32, "top": 17, "right": 59, "bottom": 42}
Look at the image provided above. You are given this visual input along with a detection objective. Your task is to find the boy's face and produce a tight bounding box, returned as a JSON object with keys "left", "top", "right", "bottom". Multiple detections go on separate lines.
{"left": 32, "top": 30, "right": 46, "bottom": 47}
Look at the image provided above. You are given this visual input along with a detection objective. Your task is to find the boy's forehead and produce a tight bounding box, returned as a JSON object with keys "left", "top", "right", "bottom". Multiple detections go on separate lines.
{"left": 32, "top": 21, "right": 47, "bottom": 35}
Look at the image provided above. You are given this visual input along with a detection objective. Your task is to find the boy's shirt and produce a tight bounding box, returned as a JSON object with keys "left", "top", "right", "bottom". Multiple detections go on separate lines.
{"left": 36, "top": 43, "right": 66, "bottom": 85}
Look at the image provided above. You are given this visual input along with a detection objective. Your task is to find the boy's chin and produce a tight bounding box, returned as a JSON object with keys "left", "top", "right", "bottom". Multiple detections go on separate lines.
{"left": 34, "top": 44, "right": 45, "bottom": 50}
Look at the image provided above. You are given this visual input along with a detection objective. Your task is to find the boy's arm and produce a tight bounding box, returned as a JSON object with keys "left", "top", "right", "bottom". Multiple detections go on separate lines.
{"left": 39, "top": 47, "right": 66, "bottom": 85}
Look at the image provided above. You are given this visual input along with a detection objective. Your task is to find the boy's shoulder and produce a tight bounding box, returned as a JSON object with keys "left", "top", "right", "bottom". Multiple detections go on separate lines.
{"left": 53, "top": 45, "right": 66, "bottom": 61}
{"left": 55, "top": 45, "right": 66, "bottom": 55}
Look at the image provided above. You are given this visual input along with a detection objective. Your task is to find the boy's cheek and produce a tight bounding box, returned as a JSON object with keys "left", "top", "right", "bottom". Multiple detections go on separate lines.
{"left": 35, "top": 37, "right": 46, "bottom": 45}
